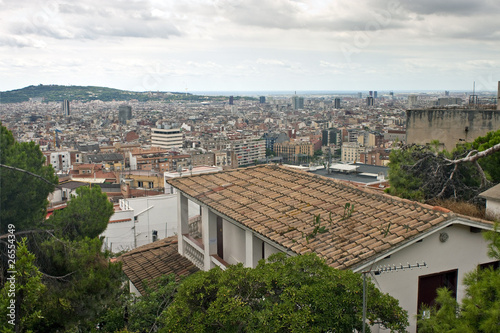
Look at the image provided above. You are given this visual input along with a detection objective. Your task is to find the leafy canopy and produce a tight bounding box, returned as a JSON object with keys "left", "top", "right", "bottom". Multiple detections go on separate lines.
{"left": 387, "top": 129, "right": 500, "bottom": 203}
{"left": 0, "top": 238, "right": 47, "bottom": 333}
{"left": 0, "top": 123, "right": 58, "bottom": 234}
{"left": 47, "top": 185, "right": 114, "bottom": 241}
{"left": 161, "top": 253, "right": 408, "bottom": 332}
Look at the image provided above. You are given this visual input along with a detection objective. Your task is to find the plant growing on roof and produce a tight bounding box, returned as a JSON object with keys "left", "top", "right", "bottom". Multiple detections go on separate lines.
{"left": 304, "top": 214, "right": 329, "bottom": 244}
{"left": 380, "top": 223, "right": 392, "bottom": 238}
{"left": 341, "top": 202, "right": 355, "bottom": 220}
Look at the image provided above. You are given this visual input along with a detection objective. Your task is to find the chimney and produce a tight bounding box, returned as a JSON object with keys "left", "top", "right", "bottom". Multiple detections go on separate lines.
{"left": 497, "top": 81, "right": 500, "bottom": 111}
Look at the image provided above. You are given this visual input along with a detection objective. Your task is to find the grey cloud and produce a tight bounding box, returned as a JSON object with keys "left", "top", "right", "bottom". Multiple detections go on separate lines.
{"left": 215, "top": 0, "right": 303, "bottom": 29}
{"left": 214, "top": 0, "right": 406, "bottom": 33}
{"left": 399, "top": 0, "right": 500, "bottom": 16}
{"left": 5, "top": 0, "right": 182, "bottom": 42}
{"left": 0, "top": 36, "right": 35, "bottom": 48}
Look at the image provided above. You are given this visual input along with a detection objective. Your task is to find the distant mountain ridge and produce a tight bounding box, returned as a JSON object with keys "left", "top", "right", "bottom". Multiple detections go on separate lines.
{"left": 0, "top": 84, "right": 199, "bottom": 103}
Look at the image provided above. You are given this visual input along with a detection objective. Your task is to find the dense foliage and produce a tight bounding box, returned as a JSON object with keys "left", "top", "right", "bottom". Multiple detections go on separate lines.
{"left": 0, "top": 239, "right": 46, "bottom": 332}
{"left": 47, "top": 185, "right": 114, "bottom": 241}
{"left": 98, "top": 274, "right": 179, "bottom": 332}
{"left": 0, "top": 123, "right": 58, "bottom": 234}
{"left": 469, "top": 130, "right": 500, "bottom": 183}
{"left": 161, "top": 253, "right": 408, "bottom": 333}
{"left": 387, "top": 130, "right": 500, "bottom": 203}
{"left": 417, "top": 226, "right": 500, "bottom": 332}
{"left": 0, "top": 124, "right": 124, "bottom": 332}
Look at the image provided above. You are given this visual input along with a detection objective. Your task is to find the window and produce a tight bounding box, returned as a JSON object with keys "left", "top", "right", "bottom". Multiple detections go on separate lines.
{"left": 148, "top": 182, "right": 154, "bottom": 189}
{"left": 418, "top": 269, "right": 457, "bottom": 314}
{"left": 137, "top": 181, "right": 143, "bottom": 187}
{"left": 479, "top": 261, "right": 500, "bottom": 270}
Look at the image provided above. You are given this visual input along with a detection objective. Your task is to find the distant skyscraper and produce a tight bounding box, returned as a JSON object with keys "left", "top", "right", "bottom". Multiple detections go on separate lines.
{"left": 366, "top": 97, "right": 374, "bottom": 106}
{"left": 334, "top": 98, "right": 341, "bottom": 109}
{"left": 369, "top": 91, "right": 373, "bottom": 97}
{"left": 259, "top": 96, "right": 266, "bottom": 104}
{"left": 389, "top": 91, "right": 394, "bottom": 99}
{"left": 374, "top": 91, "right": 378, "bottom": 99}
{"left": 292, "top": 96, "right": 304, "bottom": 110}
{"left": 358, "top": 92, "right": 362, "bottom": 98}
{"left": 62, "top": 100, "right": 70, "bottom": 116}
{"left": 229, "top": 96, "right": 234, "bottom": 105}
{"left": 118, "top": 105, "right": 132, "bottom": 124}
{"left": 445, "top": 91, "right": 450, "bottom": 96}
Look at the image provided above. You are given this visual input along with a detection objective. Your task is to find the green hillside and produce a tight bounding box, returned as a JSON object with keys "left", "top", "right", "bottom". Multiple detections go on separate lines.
{"left": 0, "top": 84, "right": 215, "bottom": 103}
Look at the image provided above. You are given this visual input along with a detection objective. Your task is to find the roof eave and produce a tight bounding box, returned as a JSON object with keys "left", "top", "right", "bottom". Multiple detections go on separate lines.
{"left": 351, "top": 217, "right": 496, "bottom": 273}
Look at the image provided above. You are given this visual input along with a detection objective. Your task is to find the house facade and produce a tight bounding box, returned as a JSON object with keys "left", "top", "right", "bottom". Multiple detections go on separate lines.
{"left": 101, "top": 194, "right": 200, "bottom": 253}
{"left": 167, "top": 165, "right": 497, "bottom": 333}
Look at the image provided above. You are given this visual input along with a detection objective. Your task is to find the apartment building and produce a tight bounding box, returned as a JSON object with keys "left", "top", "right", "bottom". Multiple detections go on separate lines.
{"left": 151, "top": 127, "right": 184, "bottom": 150}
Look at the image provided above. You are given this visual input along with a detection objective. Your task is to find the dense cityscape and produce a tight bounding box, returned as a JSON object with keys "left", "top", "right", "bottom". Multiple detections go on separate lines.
{"left": 1, "top": 0, "right": 500, "bottom": 332}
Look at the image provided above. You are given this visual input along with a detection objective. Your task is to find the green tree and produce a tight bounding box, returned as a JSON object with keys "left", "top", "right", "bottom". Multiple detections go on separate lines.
{"left": 0, "top": 124, "right": 58, "bottom": 234}
{"left": 47, "top": 185, "right": 114, "bottom": 241}
{"left": 99, "top": 274, "right": 179, "bottom": 332}
{"left": 30, "top": 185, "right": 123, "bottom": 332}
{"left": 469, "top": 129, "right": 500, "bottom": 183}
{"left": 162, "top": 253, "right": 408, "bottom": 332}
{"left": 0, "top": 124, "right": 126, "bottom": 332}
{"left": 33, "top": 237, "right": 124, "bottom": 332}
{"left": 417, "top": 225, "right": 500, "bottom": 332}
{"left": 387, "top": 137, "right": 499, "bottom": 203}
{"left": 0, "top": 238, "right": 47, "bottom": 333}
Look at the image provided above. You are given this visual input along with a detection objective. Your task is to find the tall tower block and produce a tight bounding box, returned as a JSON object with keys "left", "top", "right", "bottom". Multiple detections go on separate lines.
{"left": 62, "top": 100, "right": 70, "bottom": 116}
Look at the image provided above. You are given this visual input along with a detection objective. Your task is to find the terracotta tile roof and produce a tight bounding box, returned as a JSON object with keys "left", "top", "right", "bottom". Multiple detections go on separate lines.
{"left": 167, "top": 165, "right": 493, "bottom": 270}
{"left": 117, "top": 237, "right": 199, "bottom": 295}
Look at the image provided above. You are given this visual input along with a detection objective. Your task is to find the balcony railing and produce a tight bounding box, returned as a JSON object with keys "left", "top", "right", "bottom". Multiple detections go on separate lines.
{"left": 188, "top": 215, "right": 202, "bottom": 238}
{"left": 183, "top": 234, "right": 204, "bottom": 270}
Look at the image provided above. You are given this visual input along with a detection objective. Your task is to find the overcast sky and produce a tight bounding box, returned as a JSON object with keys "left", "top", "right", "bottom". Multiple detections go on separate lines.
{"left": 1, "top": 0, "right": 499, "bottom": 93}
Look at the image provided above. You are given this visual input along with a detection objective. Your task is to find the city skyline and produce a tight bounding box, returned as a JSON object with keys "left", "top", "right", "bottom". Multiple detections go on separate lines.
{"left": 1, "top": 0, "right": 499, "bottom": 93}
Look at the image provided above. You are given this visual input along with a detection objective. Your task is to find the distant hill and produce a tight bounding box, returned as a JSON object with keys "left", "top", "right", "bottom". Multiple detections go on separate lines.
{"left": 0, "top": 84, "right": 224, "bottom": 103}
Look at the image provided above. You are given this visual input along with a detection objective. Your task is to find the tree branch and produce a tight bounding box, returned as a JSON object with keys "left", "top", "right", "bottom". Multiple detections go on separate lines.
{"left": 0, "top": 163, "right": 60, "bottom": 188}
{"left": 444, "top": 143, "right": 500, "bottom": 164}
{"left": 437, "top": 164, "right": 458, "bottom": 198}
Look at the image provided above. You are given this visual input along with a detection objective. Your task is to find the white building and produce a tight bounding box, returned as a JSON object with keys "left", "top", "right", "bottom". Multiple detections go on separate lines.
{"left": 479, "top": 184, "right": 500, "bottom": 221}
{"left": 166, "top": 165, "right": 497, "bottom": 333}
{"left": 101, "top": 194, "right": 200, "bottom": 253}
{"left": 151, "top": 127, "right": 183, "bottom": 150}
{"left": 49, "top": 151, "right": 71, "bottom": 172}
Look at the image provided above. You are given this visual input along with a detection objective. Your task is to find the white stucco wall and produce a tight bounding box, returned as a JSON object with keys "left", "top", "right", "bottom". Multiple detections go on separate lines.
{"left": 223, "top": 220, "right": 246, "bottom": 265}
{"left": 102, "top": 194, "right": 199, "bottom": 253}
{"left": 485, "top": 199, "right": 500, "bottom": 221}
{"left": 252, "top": 236, "right": 264, "bottom": 267}
{"left": 264, "top": 242, "right": 281, "bottom": 258}
{"left": 369, "top": 224, "right": 493, "bottom": 333}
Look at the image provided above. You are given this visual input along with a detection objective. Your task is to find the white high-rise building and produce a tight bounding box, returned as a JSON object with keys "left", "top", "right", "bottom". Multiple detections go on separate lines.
{"left": 151, "top": 128, "right": 183, "bottom": 150}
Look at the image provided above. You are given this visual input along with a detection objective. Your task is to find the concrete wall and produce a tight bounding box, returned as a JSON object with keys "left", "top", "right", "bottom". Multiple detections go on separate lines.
{"left": 406, "top": 109, "right": 500, "bottom": 150}
{"left": 372, "top": 224, "right": 492, "bottom": 333}
{"left": 103, "top": 194, "right": 199, "bottom": 253}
